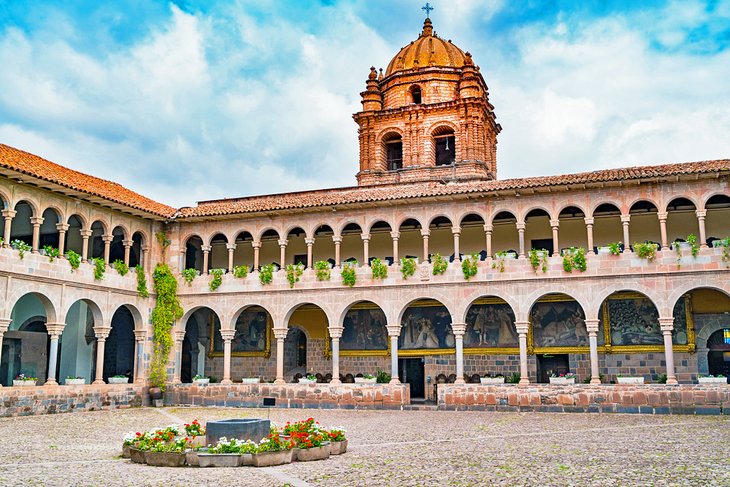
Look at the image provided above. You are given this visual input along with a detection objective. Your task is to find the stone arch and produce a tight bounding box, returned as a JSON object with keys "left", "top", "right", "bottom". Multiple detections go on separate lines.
{"left": 258, "top": 227, "right": 282, "bottom": 242}
{"left": 590, "top": 285, "right": 664, "bottom": 321}
{"left": 490, "top": 209, "right": 518, "bottom": 226}
{"left": 589, "top": 201, "right": 622, "bottom": 218}
{"left": 115, "top": 304, "right": 145, "bottom": 331}
{"left": 664, "top": 194, "right": 700, "bottom": 212}
{"left": 458, "top": 210, "right": 487, "bottom": 226}
{"left": 10, "top": 291, "right": 58, "bottom": 324}
{"left": 702, "top": 191, "right": 730, "bottom": 209}
{"left": 227, "top": 303, "right": 276, "bottom": 331}
{"left": 283, "top": 301, "right": 334, "bottom": 328}
{"left": 181, "top": 306, "right": 221, "bottom": 383}
{"left": 396, "top": 294, "right": 456, "bottom": 326}
{"left": 556, "top": 202, "right": 588, "bottom": 217}
{"left": 458, "top": 291, "right": 519, "bottom": 324}
{"left": 178, "top": 305, "right": 225, "bottom": 334}
{"left": 365, "top": 219, "right": 393, "bottom": 235}
{"left": 395, "top": 215, "right": 426, "bottom": 230}
{"left": 627, "top": 196, "right": 661, "bottom": 214}
{"left": 0, "top": 187, "right": 11, "bottom": 210}
{"left": 521, "top": 205, "right": 556, "bottom": 223}
{"left": 377, "top": 126, "right": 405, "bottom": 142}
{"left": 337, "top": 298, "right": 389, "bottom": 328}
{"left": 62, "top": 298, "right": 104, "bottom": 326}
{"left": 67, "top": 213, "right": 89, "bottom": 229}
{"left": 13, "top": 198, "right": 39, "bottom": 217}
{"left": 521, "top": 289, "right": 590, "bottom": 323}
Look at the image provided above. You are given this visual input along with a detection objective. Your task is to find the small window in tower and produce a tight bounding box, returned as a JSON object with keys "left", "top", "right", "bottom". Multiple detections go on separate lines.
{"left": 410, "top": 85, "right": 422, "bottom": 104}
{"left": 434, "top": 133, "right": 455, "bottom": 166}
{"left": 386, "top": 140, "right": 403, "bottom": 170}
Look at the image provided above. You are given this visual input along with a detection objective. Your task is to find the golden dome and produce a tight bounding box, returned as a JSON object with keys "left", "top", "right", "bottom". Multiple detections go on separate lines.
{"left": 385, "top": 18, "right": 467, "bottom": 77}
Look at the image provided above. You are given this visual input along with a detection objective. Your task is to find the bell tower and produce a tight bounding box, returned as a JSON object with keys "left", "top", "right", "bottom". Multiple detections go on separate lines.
{"left": 353, "top": 17, "right": 501, "bottom": 186}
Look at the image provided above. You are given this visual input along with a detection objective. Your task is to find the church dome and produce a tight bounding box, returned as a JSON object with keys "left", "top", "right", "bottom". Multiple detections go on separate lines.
{"left": 384, "top": 18, "right": 467, "bottom": 77}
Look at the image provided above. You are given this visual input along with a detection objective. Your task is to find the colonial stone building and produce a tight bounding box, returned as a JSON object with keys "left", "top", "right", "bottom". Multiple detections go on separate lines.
{"left": 1, "top": 18, "right": 729, "bottom": 406}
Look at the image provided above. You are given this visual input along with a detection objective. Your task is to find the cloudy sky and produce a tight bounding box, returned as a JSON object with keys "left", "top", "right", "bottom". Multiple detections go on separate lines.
{"left": 1, "top": 0, "right": 729, "bottom": 207}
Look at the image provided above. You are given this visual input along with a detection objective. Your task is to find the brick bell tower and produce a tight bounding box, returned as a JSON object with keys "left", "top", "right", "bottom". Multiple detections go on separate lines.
{"left": 353, "top": 16, "right": 501, "bottom": 186}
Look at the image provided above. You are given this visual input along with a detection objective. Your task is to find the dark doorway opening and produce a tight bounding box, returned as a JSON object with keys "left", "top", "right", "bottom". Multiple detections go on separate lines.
{"left": 398, "top": 357, "right": 425, "bottom": 399}
{"left": 537, "top": 354, "right": 570, "bottom": 383}
{"left": 707, "top": 329, "right": 730, "bottom": 382}
{"left": 531, "top": 238, "right": 553, "bottom": 256}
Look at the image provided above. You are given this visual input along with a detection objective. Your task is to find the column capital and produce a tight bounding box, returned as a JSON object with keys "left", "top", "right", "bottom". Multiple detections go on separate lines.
{"left": 583, "top": 218, "right": 594, "bottom": 226}
{"left": 332, "top": 236, "right": 343, "bottom": 244}
{"left": 328, "top": 326, "right": 344, "bottom": 339}
{"left": 451, "top": 226, "right": 462, "bottom": 235}
{"left": 80, "top": 229, "right": 93, "bottom": 238}
{"left": 656, "top": 211, "right": 668, "bottom": 221}
{"left": 173, "top": 329, "right": 187, "bottom": 342}
{"left": 514, "top": 321, "right": 529, "bottom": 334}
{"left": 251, "top": 241, "right": 262, "bottom": 249}
{"left": 30, "top": 216, "right": 44, "bottom": 226}
{"left": 277, "top": 239, "right": 288, "bottom": 247}
{"left": 695, "top": 209, "right": 707, "bottom": 218}
{"left": 201, "top": 245, "right": 212, "bottom": 253}
{"left": 390, "top": 231, "right": 400, "bottom": 240}
{"left": 0, "top": 318, "right": 11, "bottom": 333}
{"left": 620, "top": 215, "right": 631, "bottom": 224}
{"left": 304, "top": 238, "right": 315, "bottom": 246}
{"left": 55, "top": 223, "right": 70, "bottom": 232}
{"left": 360, "top": 233, "right": 371, "bottom": 241}
{"left": 420, "top": 229, "right": 431, "bottom": 237}
{"left": 584, "top": 319, "right": 600, "bottom": 334}
{"left": 483, "top": 224, "right": 493, "bottom": 233}
{"left": 386, "top": 324, "right": 401, "bottom": 337}
{"left": 273, "top": 328, "right": 288, "bottom": 340}
{"left": 45, "top": 322, "right": 65, "bottom": 337}
{"left": 226, "top": 243, "right": 237, "bottom": 251}
{"left": 549, "top": 219, "right": 560, "bottom": 228}
{"left": 515, "top": 222, "right": 526, "bottom": 231}
{"left": 141, "top": 245, "right": 150, "bottom": 252}
{"left": 220, "top": 329, "right": 236, "bottom": 341}
{"left": 122, "top": 239, "right": 134, "bottom": 247}
{"left": 659, "top": 317, "right": 675, "bottom": 332}
{"left": 451, "top": 322, "right": 466, "bottom": 336}
{"left": 101, "top": 235, "right": 114, "bottom": 243}
{"left": 133, "top": 329, "right": 148, "bottom": 341}
{"left": 1, "top": 209, "right": 16, "bottom": 218}
{"left": 180, "top": 248, "right": 188, "bottom": 255}
{"left": 94, "top": 326, "right": 112, "bottom": 340}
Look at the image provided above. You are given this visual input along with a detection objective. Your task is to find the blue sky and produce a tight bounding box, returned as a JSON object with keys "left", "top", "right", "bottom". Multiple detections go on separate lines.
{"left": 1, "top": 0, "right": 729, "bottom": 206}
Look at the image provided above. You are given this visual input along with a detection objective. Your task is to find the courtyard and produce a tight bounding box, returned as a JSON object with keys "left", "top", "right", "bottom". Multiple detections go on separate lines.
{"left": 1, "top": 407, "right": 728, "bottom": 486}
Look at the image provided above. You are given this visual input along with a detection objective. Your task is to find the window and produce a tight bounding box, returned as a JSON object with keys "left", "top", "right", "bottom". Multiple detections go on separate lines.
{"left": 434, "top": 134, "right": 455, "bottom": 166}
{"left": 410, "top": 85, "right": 422, "bottom": 104}
{"left": 386, "top": 141, "right": 403, "bottom": 170}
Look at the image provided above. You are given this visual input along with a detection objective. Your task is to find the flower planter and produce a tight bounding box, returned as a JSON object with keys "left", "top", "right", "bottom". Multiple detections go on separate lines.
{"left": 145, "top": 451, "right": 186, "bottom": 467}
{"left": 193, "top": 378, "right": 210, "bottom": 385}
{"left": 549, "top": 377, "right": 575, "bottom": 385}
{"left": 122, "top": 445, "right": 132, "bottom": 458}
{"left": 197, "top": 452, "right": 241, "bottom": 468}
{"left": 298, "top": 378, "right": 316, "bottom": 384}
{"left": 108, "top": 377, "right": 129, "bottom": 384}
{"left": 129, "top": 447, "right": 146, "bottom": 464}
{"left": 596, "top": 246, "right": 612, "bottom": 254}
{"left": 12, "top": 380, "right": 37, "bottom": 387}
{"left": 240, "top": 377, "right": 260, "bottom": 384}
{"left": 251, "top": 449, "right": 293, "bottom": 467}
{"left": 294, "top": 443, "right": 330, "bottom": 462}
{"left": 698, "top": 376, "right": 727, "bottom": 384}
{"left": 189, "top": 436, "right": 207, "bottom": 448}
{"left": 329, "top": 440, "right": 348, "bottom": 455}
{"left": 64, "top": 378, "right": 85, "bottom": 385}
{"left": 617, "top": 376, "right": 644, "bottom": 385}
{"left": 354, "top": 377, "right": 376, "bottom": 384}
{"left": 240, "top": 453, "right": 253, "bottom": 466}
{"left": 480, "top": 377, "right": 505, "bottom": 384}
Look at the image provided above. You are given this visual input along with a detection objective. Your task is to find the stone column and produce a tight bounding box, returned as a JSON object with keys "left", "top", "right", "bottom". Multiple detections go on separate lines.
{"left": 122, "top": 239, "right": 133, "bottom": 266}
{"left": 201, "top": 245, "right": 211, "bottom": 274}
{"left": 0, "top": 318, "right": 9, "bottom": 386}
{"left": 1, "top": 210, "right": 15, "bottom": 248}
{"left": 391, "top": 231, "right": 400, "bottom": 264}
{"left": 621, "top": 215, "right": 631, "bottom": 252}
{"left": 45, "top": 323, "right": 65, "bottom": 385}
{"left": 659, "top": 317, "right": 678, "bottom": 385}
{"left": 180, "top": 249, "right": 187, "bottom": 272}
{"left": 220, "top": 329, "right": 235, "bottom": 384}
{"left": 361, "top": 233, "right": 370, "bottom": 265}
{"left": 421, "top": 229, "right": 430, "bottom": 262}
{"left": 515, "top": 321, "right": 530, "bottom": 384}
{"left": 452, "top": 226, "right": 462, "bottom": 262}
{"left": 274, "top": 328, "right": 288, "bottom": 384}
{"left": 141, "top": 245, "right": 149, "bottom": 271}
{"left": 276, "top": 239, "right": 287, "bottom": 268}
{"left": 484, "top": 224, "right": 493, "bottom": 258}
{"left": 80, "top": 229, "right": 93, "bottom": 262}
{"left": 30, "top": 216, "right": 44, "bottom": 253}
{"left": 516, "top": 222, "right": 526, "bottom": 259}
{"left": 452, "top": 323, "right": 466, "bottom": 384}
{"left": 333, "top": 236, "right": 342, "bottom": 268}
{"left": 550, "top": 220, "right": 560, "bottom": 257}
{"left": 696, "top": 210, "right": 708, "bottom": 248}
{"left": 93, "top": 326, "right": 111, "bottom": 384}
{"left": 56, "top": 223, "right": 69, "bottom": 257}
{"left": 226, "top": 243, "right": 236, "bottom": 272}
{"left": 387, "top": 325, "right": 401, "bottom": 384}
{"left": 172, "top": 330, "right": 185, "bottom": 384}
{"left": 102, "top": 235, "right": 114, "bottom": 265}
{"left": 657, "top": 212, "right": 669, "bottom": 250}
{"left": 133, "top": 330, "right": 147, "bottom": 383}
{"left": 329, "top": 326, "right": 343, "bottom": 384}
{"left": 585, "top": 319, "right": 601, "bottom": 384}
{"left": 305, "top": 237, "right": 315, "bottom": 269}
{"left": 584, "top": 218, "right": 595, "bottom": 254}
{"left": 252, "top": 241, "right": 261, "bottom": 271}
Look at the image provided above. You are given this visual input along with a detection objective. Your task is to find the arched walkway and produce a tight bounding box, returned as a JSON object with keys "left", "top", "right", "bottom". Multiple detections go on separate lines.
{"left": 104, "top": 306, "right": 136, "bottom": 382}
{"left": 181, "top": 307, "right": 219, "bottom": 383}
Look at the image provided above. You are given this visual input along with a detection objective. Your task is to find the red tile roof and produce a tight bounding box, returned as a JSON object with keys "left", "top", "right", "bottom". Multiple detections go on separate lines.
{"left": 0, "top": 144, "right": 176, "bottom": 218}
{"left": 177, "top": 159, "right": 730, "bottom": 218}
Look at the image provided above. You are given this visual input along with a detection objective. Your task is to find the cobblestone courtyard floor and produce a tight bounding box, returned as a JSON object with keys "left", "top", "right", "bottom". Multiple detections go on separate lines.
{"left": 1, "top": 407, "right": 728, "bottom": 486}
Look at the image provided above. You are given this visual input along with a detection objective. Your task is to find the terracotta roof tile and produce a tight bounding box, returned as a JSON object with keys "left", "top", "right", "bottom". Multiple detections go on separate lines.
{"left": 0, "top": 144, "right": 176, "bottom": 218}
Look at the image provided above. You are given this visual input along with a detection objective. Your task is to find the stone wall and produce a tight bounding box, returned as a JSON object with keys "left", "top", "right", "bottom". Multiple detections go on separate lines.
{"left": 438, "top": 383, "right": 730, "bottom": 415}
{"left": 0, "top": 384, "right": 148, "bottom": 417}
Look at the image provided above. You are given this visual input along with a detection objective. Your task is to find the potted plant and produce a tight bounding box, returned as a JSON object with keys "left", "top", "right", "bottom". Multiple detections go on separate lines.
{"left": 461, "top": 253, "right": 479, "bottom": 280}
{"left": 298, "top": 374, "right": 317, "bottom": 384}
{"left": 184, "top": 419, "right": 207, "bottom": 448}
{"left": 285, "top": 262, "right": 305, "bottom": 288}
{"left": 354, "top": 373, "right": 377, "bottom": 384}
{"left": 376, "top": 369, "right": 392, "bottom": 383}
{"left": 341, "top": 261, "right": 357, "bottom": 287}
{"left": 616, "top": 374, "right": 645, "bottom": 384}
{"left": 431, "top": 253, "right": 448, "bottom": 275}
{"left": 370, "top": 258, "right": 388, "bottom": 280}
{"left": 698, "top": 374, "right": 727, "bottom": 384}
{"left": 284, "top": 419, "right": 331, "bottom": 462}
{"left": 633, "top": 242, "right": 658, "bottom": 262}
{"left": 480, "top": 374, "right": 505, "bottom": 385}
{"left": 193, "top": 374, "right": 210, "bottom": 385}
{"left": 42, "top": 245, "right": 60, "bottom": 262}
{"left": 241, "top": 377, "right": 261, "bottom": 384}
{"left": 562, "top": 247, "right": 587, "bottom": 273}
{"left": 712, "top": 237, "right": 730, "bottom": 267}
{"left": 528, "top": 248, "right": 549, "bottom": 273}
{"left": 491, "top": 251, "right": 516, "bottom": 272}
{"left": 11, "top": 239, "right": 32, "bottom": 259}
{"left": 314, "top": 260, "right": 332, "bottom": 281}
{"left": 182, "top": 267, "right": 199, "bottom": 284}
{"left": 13, "top": 374, "right": 37, "bottom": 386}
{"left": 145, "top": 437, "right": 189, "bottom": 467}
{"left": 64, "top": 376, "right": 85, "bottom": 385}
{"left": 251, "top": 432, "right": 294, "bottom": 467}
{"left": 327, "top": 427, "right": 348, "bottom": 455}
{"left": 198, "top": 437, "right": 247, "bottom": 467}
{"left": 108, "top": 374, "right": 129, "bottom": 384}
{"left": 549, "top": 372, "right": 577, "bottom": 385}
{"left": 400, "top": 257, "right": 417, "bottom": 279}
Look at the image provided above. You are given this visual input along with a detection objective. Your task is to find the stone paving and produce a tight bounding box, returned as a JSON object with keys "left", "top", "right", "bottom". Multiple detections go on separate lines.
{"left": 0, "top": 407, "right": 728, "bottom": 486}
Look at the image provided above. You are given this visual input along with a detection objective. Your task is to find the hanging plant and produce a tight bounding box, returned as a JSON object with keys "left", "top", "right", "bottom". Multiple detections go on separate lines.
{"left": 371, "top": 258, "right": 388, "bottom": 279}
{"left": 633, "top": 242, "right": 658, "bottom": 262}
{"left": 674, "top": 240, "right": 683, "bottom": 268}
{"left": 431, "top": 253, "right": 448, "bottom": 275}
{"left": 608, "top": 242, "right": 622, "bottom": 255}
{"left": 136, "top": 265, "right": 149, "bottom": 298}
{"left": 687, "top": 233, "right": 699, "bottom": 257}
{"left": 209, "top": 268, "right": 224, "bottom": 291}
{"left": 259, "top": 264, "right": 275, "bottom": 285}
{"left": 491, "top": 251, "right": 514, "bottom": 273}
{"left": 233, "top": 265, "right": 248, "bottom": 279}
{"left": 11, "top": 239, "right": 31, "bottom": 259}
{"left": 285, "top": 263, "right": 304, "bottom": 288}
{"left": 341, "top": 261, "right": 357, "bottom": 287}
{"left": 182, "top": 268, "right": 199, "bottom": 284}
{"left": 716, "top": 237, "right": 730, "bottom": 267}
{"left": 112, "top": 259, "right": 129, "bottom": 276}
{"left": 314, "top": 260, "right": 331, "bottom": 281}
{"left": 562, "top": 247, "right": 587, "bottom": 273}
{"left": 400, "top": 257, "right": 417, "bottom": 279}
{"left": 528, "top": 248, "right": 548, "bottom": 273}
{"left": 92, "top": 258, "right": 106, "bottom": 280}
{"left": 149, "top": 263, "right": 183, "bottom": 391}
{"left": 66, "top": 250, "right": 81, "bottom": 271}
{"left": 461, "top": 253, "right": 479, "bottom": 280}
{"left": 42, "top": 245, "right": 60, "bottom": 262}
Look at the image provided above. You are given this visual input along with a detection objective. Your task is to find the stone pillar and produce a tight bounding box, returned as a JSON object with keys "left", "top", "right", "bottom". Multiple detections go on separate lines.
{"left": 391, "top": 231, "right": 400, "bottom": 264}
{"left": 516, "top": 222, "right": 526, "bottom": 259}
{"left": 387, "top": 325, "right": 401, "bottom": 384}
{"left": 278, "top": 239, "right": 288, "bottom": 268}
{"left": 361, "top": 233, "right": 370, "bottom": 265}
{"left": 1, "top": 210, "right": 15, "bottom": 248}
{"left": 585, "top": 319, "right": 601, "bottom": 384}
{"left": 333, "top": 236, "right": 342, "bottom": 268}
{"left": 452, "top": 323, "right": 466, "bottom": 384}
{"left": 226, "top": 243, "right": 236, "bottom": 272}
{"left": 305, "top": 237, "right": 315, "bottom": 269}
{"left": 329, "top": 326, "right": 343, "bottom": 384}
{"left": 30, "top": 216, "right": 44, "bottom": 253}
{"left": 659, "top": 317, "right": 678, "bottom": 385}
{"left": 141, "top": 245, "right": 149, "bottom": 270}
{"left": 201, "top": 245, "right": 211, "bottom": 274}
{"left": 421, "top": 229, "right": 430, "bottom": 262}
{"left": 621, "top": 215, "right": 631, "bottom": 252}
{"left": 173, "top": 330, "right": 185, "bottom": 384}
{"left": 252, "top": 241, "right": 261, "bottom": 271}
{"left": 657, "top": 212, "right": 669, "bottom": 250}
{"left": 0, "top": 318, "right": 9, "bottom": 386}
{"left": 584, "top": 218, "right": 595, "bottom": 254}
{"left": 102, "top": 235, "right": 114, "bottom": 265}
{"left": 56, "top": 223, "right": 69, "bottom": 257}
{"left": 180, "top": 249, "right": 187, "bottom": 271}
{"left": 220, "top": 329, "right": 235, "bottom": 385}
{"left": 550, "top": 220, "right": 560, "bottom": 257}
{"left": 133, "top": 330, "right": 147, "bottom": 383}
{"left": 515, "top": 321, "right": 529, "bottom": 384}
{"left": 484, "top": 224, "right": 493, "bottom": 258}
{"left": 93, "top": 326, "right": 111, "bottom": 384}
{"left": 122, "top": 239, "right": 133, "bottom": 266}
{"left": 80, "top": 229, "right": 93, "bottom": 262}
{"left": 696, "top": 210, "right": 708, "bottom": 248}
{"left": 452, "top": 226, "right": 462, "bottom": 262}
{"left": 274, "top": 328, "right": 288, "bottom": 384}
{"left": 45, "top": 323, "right": 64, "bottom": 385}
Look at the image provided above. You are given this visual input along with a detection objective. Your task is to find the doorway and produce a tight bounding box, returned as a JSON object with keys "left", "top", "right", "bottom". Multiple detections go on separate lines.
{"left": 537, "top": 354, "right": 570, "bottom": 383}
{"left": 707, "top": 329, "right": 730, "bottom": 381}
{"left": 398, "top": 358, "right": 425, "bottom": 399}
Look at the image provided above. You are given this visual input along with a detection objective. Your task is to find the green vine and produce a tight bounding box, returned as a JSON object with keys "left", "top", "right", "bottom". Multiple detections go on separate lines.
{"left": 182, "top": 268, "right": 199, "bottom": 284}
{"left": 259, "top": 264, "right": 275, "bottom": 285}
{"left": 528, "top": 248, "right": 548, "bottom": 273}
{"left": 233, "top": 265, "right": 249, "bottom": 279}
{"left": 11, "top": 239, "right": 31, "bottom": 259}
{"left": 491, "top": 251, "right": 513, "bottom": 273}
{"left": 717, "top": 237, "right": 730, "bottom": 267}
{"left": 136, "top": 265, "right": 149, "bottom": 298}
{"left": 431, "top": 253, "right": 448, "bottom": 275}
{"left": 155, "top": 231, "right": 171, "bottom": 249}
{"left": 42, "top": 245, "right": 60, "bottom": 262}
{"left": 674, "top": 240, "right": 682, "bottom": 268}
{"left": 607, "top": 242, "right": 622, "bottom": 255}
{"left": 461, "top": 253, "right": 479, "bottom": 280}
{"left": 209, "top": 268, "right": 224, "bottom": 291}
{"left": 112, "top": 259, "right": 129, "bottom": 276}
{"left": 314, "top": 260, "right": 331, "bottom": 281}
{"left": 687, "top": 233, "right": 699, "bottom": 257}
{"left": 92, "top": 258, "right": 106, "bottom": 280}
{"left": 633, "top": 242, "right": 658, "bottom": 262}
{"left": 400, "top": 257, "right": 417, "bottom": 279}
{"left": 371, "top": 258, "right": 388, "bottom": 279}
{"left": 66, "top": 250, "right": 81, "bottom": 271}
{"left": 341, "top": 261, "right": 357, "bottom": 287}
{"left": 285, "top": 263, "right": 304, "bottom": 288}
{"left": 562, "top": 247, "right": 587, "bottom": 273}
{"left": 150, "top": 263, "right": 183, "bottom": 391}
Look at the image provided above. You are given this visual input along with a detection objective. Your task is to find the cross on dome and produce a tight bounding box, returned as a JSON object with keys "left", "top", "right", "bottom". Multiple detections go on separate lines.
{"left": 422, "top": 3, "right": 434, "bottom": 19}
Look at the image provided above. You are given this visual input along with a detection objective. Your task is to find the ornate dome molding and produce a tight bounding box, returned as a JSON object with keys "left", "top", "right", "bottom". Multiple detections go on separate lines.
{"left": 384, "top": 18, "right": 467, "bottom": 77}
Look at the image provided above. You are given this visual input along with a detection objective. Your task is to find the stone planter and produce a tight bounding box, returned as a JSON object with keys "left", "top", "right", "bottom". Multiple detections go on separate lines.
{"left": 698, "top": 376, "right": 727, "bottom": 384}
{"left": 12, "top": 380, "right": 37, "bottom": 387}
{"left": 206, "top": 418, "right": 271, "bottom": 446}
{"left": 549, "top": 377, "right": 575, "bottom": 385}
{"left": 617, "top": 376, "right": 645, "bottom": 385}
{"left": 240, "top": 377, "right": 260, "bottom": 384}
{"left": 108, "top": 377, "right": 129, "bottom": 384}
{"left": 197, "top": 453, "right": 241, "bottom": 468}
{"left": 64, "top": 378, "right": 85, "bottom": 385}
{"left": 294, "top": 443, "right": 330, "bottom": 462}
{"left": 186, "top": 448, "right": 208, "bottom": 467}
{"left": 251, "top": 449, "right": 293, "bottom": 467}
{"left": 193, "top": 378, "right": 210, "bottom": 385}
{"left": 122, "top": 445, "right": 132, "bottom": 458}
{"left": 129, "top": 447, "right": 146, "bottom": 464}
{"left": 153, "top": 399, "right": 164, "bottom": 408}
{"left": 597, "top": 246, "right": 612, "bottom": 254}
{"left": 480, "top": 377, "right": 505, "bottom": 384}
{"left": 298, "top": 378, "right": 316, "bottom": 384}
{"left": 240, "top": 453, "right": 253, "bottom": 466}
{"left": 145, "top": 451, "right": 186, "bottom": 467}
{"left": 329, "top": 440, "right": 348, "bottom": 455}
{"left": 354, "top": 377, "right": 376, "bottom": 384}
